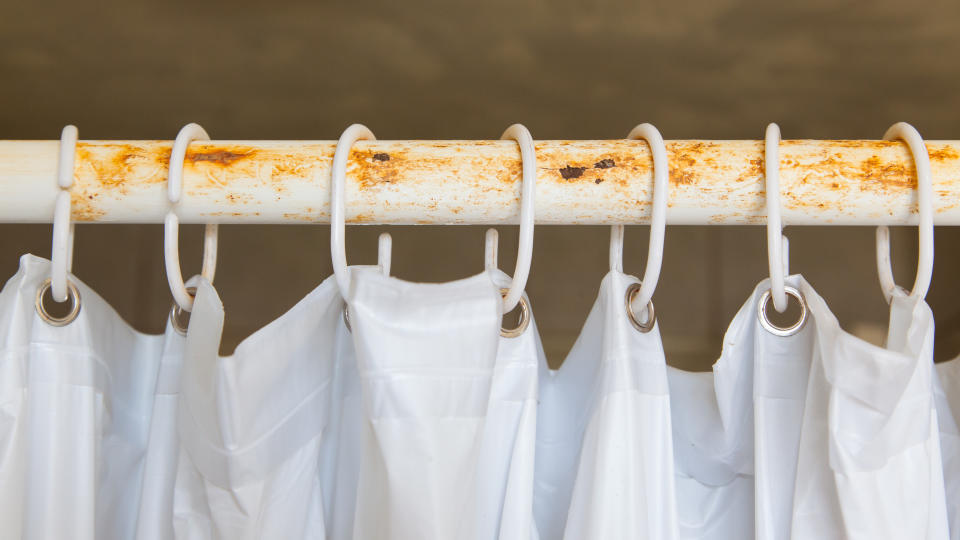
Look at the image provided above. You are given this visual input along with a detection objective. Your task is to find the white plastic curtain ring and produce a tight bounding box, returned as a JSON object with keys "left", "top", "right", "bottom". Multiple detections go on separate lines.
{"left": 330, "top": 124, "right": 376, "bottom": 300}
{"left": 50, "top": 125, "right": 78, "bottom": 303}
{"left": 875, "top": 122, "right": 934, "bottom": 303}
{"left": 609, "top": 225, "right": 624, "bottom": 273}
{"left": 485, "top": 228, "right": 499, "bottom": 272}
{"left": 620, "top": 122, "right": 668, "bottom": 325}
{"left": 164, "top": 123, "right": 219, "bottom": 312}
{"left": 50, "top": 191, "right": 75, "bottom": 303}
{"left": 483, "top": 228, "right": 530, "bottom": 338}
{"left": 378, "top": 232, "right": 392, "bottom": 277}
{"left": 58, "top": 125, "right": 78, "bottom": 189}
{"left": 499, "top": 124, "right": 537, "bottom": 314}
{"left": 340, "top": 230, "right": 393, "bottom": 333}
{"left": 758, "top": 285, "right": 808, "bottom": 337}
{"left": 765, "top": 123, "right": 789, "bottom": 313}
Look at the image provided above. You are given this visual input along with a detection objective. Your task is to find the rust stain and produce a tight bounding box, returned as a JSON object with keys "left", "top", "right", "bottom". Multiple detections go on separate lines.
{"left": 352, "top": 149, "right": 408, "bottom": 189}
{"left": 204, "top": 211, "right": 257, "bottom": 217}
{"left": 559, "top": 166, "right": 587, "bottom": 179}
{"left": 71, "top": 192, "right": 107, "bottom": 221}
{"left": 77, "top": 143, "right": 173, "bottom": 189}
{"left": 666, "top": 142, "right": 708, "bottom": 185}
{"left": 352, "top": 213, "right": 375, "bottom": 223}
{"left": 594, "top": 159, "right": 615, "bottom": 169}
{"left": 782, "top": 139, "right": 897, "bottom": 149}
{"left": 928, "top": 146, "right": 959, "bottom": 162}
{"left": 859, "top": 155, "right": 913, "bottom": 189}
{"left": 65, "top": 139, "right": 952, "bottom": 225}
{"left": 670, "top": 167, "right": 696, "bottom": 185}
{"left": 186, "top": 148, "right": 256, "bottom": 165}
{"left": 729, "top": 157, "right": 765, "bottom": 185}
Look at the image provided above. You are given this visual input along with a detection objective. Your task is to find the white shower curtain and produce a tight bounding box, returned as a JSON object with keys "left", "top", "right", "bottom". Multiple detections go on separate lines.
{"left": 534, "top": 269, "right": 677, "bottom": 540}
{"left": 0, "top": 255, "right": 183, "bottom": 539}
{"left": 0, "top": 253, "right": 957, "bottom": 540}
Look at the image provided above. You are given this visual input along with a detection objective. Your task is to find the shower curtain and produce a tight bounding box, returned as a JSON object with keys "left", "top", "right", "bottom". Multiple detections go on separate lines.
{"left": 0, "top": 252, "right": 957, "bottom": 540}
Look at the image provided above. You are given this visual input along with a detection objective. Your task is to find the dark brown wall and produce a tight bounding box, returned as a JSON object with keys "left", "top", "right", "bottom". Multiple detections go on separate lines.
{"left": 2, "top": 0, "right": 959, "bottom": 367}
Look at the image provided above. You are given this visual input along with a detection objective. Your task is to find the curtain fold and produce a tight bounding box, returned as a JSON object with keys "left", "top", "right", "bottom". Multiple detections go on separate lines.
{"left": 174, "top": 272, "right": 350, "bottom": 539}
{"left": 936, "top": 356, "right": 960, "bottom": 540}
{"left": 346, "top": 268, "right": 540, "bottom": 540}
{"left": 534, "top": 270, "right": 677, "bottom": 540}
{"left": 0, "top": 255, "right": 175, "bottom": 540}
{"left": 790, "top": 284, "right": 948, "bottom": 539}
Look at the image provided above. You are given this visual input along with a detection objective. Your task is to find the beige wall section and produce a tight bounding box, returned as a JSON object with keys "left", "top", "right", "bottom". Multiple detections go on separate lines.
{"left": 1, "top": 0, "right": 959, "bottom": 366}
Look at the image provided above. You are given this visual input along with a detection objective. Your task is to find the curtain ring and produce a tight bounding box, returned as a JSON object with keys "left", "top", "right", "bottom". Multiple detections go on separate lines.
{"left": 164, "top": 123, "right": 219, "bottom": 312}
{"left": 483, "top": 228, "right": 531, "bottom": 337}
{"left": 331, "top": 126, "right": 391, "bottom": 329}
{"left": 616, "top": 123, "right": 668, "bottom": 329}
{"left": 330, "top": 124, "right": 376, "bottom": 299}
{"left": 764, "top": 123, "right": 790, "bottom": 313}
{"left": 485, "top": 228, "right": 499, "bottom": 272}
{"left": 609, "top": 225, "right": 624, "bottom": 273}
{"left": 340, "top": 232, "right": 392, "bottom": 333}
{"left": 499, "top": 124, "right": 536, "bottom": 314}
{"left": 50, "top": 125, "right": 78, "bottom": 304}
{"left": 876, "top": 122, "right": 934, "bottom": 303}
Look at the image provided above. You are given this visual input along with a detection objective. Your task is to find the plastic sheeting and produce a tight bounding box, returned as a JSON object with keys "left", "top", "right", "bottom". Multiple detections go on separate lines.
{"left": 0, "top": 255, "right": 956, "bottom": 539}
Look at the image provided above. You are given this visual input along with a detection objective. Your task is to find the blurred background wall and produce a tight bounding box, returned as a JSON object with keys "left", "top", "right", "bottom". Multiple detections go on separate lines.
{"left": 1, "top": 0, "right": 959, "bottom": 368}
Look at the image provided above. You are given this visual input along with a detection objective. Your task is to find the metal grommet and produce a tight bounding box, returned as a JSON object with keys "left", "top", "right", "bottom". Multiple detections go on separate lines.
{"left": 343, "top": 304, "right": 352, "bottom": 333}
{"left": 625, "top": 282, "right": 656, "bottom": 333}
{"left": 35, "top": 278, "right": 81, "bottom": 327}
{"left": 758, "top": 285, "right": 808, "bottom": 337}
{"left": 500, "top": 288, "right": 529, "bottom": 338}
{"left": 169, "top": 286, "right": 196, "bottom": 336}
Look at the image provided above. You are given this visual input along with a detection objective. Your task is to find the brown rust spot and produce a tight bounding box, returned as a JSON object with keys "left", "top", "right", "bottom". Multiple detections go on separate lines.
{"left": 594, "top": 159, "right": 615, "bottom": 169}
{"left": 559, "top": 166, "right": 587, "bottom": 180}
{"left": 595, "top": 178, "right": 604, "bottom": 184}
{"left": 372, "top": 153, "right": 390, "bottom": 161}
{"left": 187, "top": 148, "right": 256, "bottom": 166}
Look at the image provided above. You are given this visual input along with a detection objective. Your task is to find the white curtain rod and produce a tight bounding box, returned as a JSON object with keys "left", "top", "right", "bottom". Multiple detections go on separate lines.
{"left": 0, "top": 139, "right": 958, "bottom": 225}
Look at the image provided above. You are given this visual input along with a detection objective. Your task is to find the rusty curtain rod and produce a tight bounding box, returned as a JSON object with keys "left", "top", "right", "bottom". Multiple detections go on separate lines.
{"left": 0, "top": 139, "right": 958, "bottom": 225}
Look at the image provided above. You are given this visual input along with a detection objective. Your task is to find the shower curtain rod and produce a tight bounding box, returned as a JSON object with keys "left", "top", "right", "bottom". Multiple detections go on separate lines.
{"left": 1, "top": 139, "right": 958, "bottom": 225}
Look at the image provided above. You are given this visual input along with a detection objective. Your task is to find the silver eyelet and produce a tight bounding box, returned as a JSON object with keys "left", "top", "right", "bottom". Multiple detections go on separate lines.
{"left": 169, "top": 286, "right": 197, "bottom": 336}
{"left": 500, "top": 288, "right": 530, "bottom": 338}
{"left": 35, "top": 278, "right": 81, "bottom": 327}
{"left": 625, "top": 282, "right": 655, "bottom": 333}
{"left": 758, "top": 285, "right": 808, "bottom": 337}
{"left": 343, "top": 304, "right": 352, "bottom": 333}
